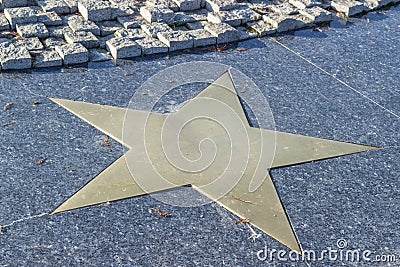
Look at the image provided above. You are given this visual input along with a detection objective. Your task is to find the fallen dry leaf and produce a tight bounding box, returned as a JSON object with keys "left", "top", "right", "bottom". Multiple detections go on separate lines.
{"left": 216, "top": 44, "right": 228, "bottom": 52}
{"left": 36, "top": 157, "right": 46, "bottom": 165}
{"left": 151, "top": 208, "right": 171, "bottom": 217}
{"left": 124, "top": 71, "right": 134, "bottom": 76}
{"left": 3, "top": 102, "right": 13, "bottom": 111}
{"left": 366, "top": 38, "right": 376, "bottom": 45}
{"left": 103, "top": 135, "right": 110, "bottom": 147}
{"left": 365, "top": 17, "right": 370, "bottom": 23}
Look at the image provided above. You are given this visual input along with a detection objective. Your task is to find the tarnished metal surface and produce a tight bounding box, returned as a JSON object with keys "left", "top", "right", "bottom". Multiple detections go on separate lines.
{"left": 50, "top": 71, "right": 378, "bottom": 253}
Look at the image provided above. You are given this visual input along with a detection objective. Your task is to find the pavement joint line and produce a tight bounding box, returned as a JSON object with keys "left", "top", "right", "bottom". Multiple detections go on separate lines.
{"left": 268, "top": 36, "right": 400, "bottom": 120}
{"left": 0, "top": 212, "right": 49, "bottom": 232}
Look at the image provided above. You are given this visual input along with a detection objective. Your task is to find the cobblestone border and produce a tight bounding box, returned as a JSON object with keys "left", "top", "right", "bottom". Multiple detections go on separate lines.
{"left": 0, "top": 0, "right": 398, "bottom": 70}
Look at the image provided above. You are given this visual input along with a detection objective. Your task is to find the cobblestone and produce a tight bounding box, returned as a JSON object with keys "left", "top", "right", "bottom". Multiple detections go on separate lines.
{"left": 114, "top": 28, "right": 146, "bottom": 40}
{"left": 55, "top": 42, "right": 89, "bottom": 64}
{"left": 38, "top": 12, "right": 63, "bottom": 26}
{"left": 136, "top": 36, "right": 169, "bottom": 55}
{"left": 204, "top": 22, "right": 240, "bottom": 43}
{"left": 32, "top": 48, "right": 62, "bottom": 67}
{"left": 13, "top": 36, "right": 44, "bottom": 50}
{"left": 97, "top": 20, "right": 123, "bottom": 36}
{"left": 0, "top": 0, "right": 398, "bottom": 70}
{"left": 141, "top": 22, "right": 173, "bottom": 37}
{"left": 0, "top": 13, "right": 10, "bottom": 30}
{"left": 117, "top": 15, "right": 145, "bottom": 29}
{"left": 0, "top": 42, "right": 32, "bottom": 69}
{"left": 16, "top": 22, "right": 49, "bottom": 38}
{"left": 67, "top": 15, "right": 101, "bottom": 35}
{"left": 190, "top": 28, "right": 216, "bottom": 47}
{"left": 157, "top": 30, "right": 194, "bottom": 51}
{"left": 78, "top": 0, "right": 112, "bottom": 22}
{"left": 4, "top": 6, "right": 45, "bottom": 28}
{"left": 106, "top": 37, "right": 141, "bottom": 58}
{"left": 64, "top": 30, "right": 99, "bottom": 48}
{"left": 36, "top": 0, "right": 70, "bottom": 15}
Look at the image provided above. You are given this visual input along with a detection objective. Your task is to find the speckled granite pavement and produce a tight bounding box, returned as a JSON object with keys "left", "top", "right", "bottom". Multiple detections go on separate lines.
{"left": 0, "top": 4, "right": 399, "bottom": 267}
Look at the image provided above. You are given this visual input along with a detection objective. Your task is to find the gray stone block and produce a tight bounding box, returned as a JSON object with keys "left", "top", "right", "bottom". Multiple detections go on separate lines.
{"left": 43, "top": 36, "right": 66, "bottom": 47}
{"left": 38, "top": 12, "right": 63, "bottom": 26}
{"left": 32, "top": 48, "right": 62, "bottom": 67}
{"left": 205, "top": 0, "right": 237, "bottom": 12}
{"left": 172, "top": 0, "right": 201, "bottom": 11}
{"left": 331, "top": 0, "right": 366, "bottom": 16}
{"left": 98, "top": 34, "right": 113, "bottom": 48}
{"left": 36, "top": 0, "right": 70, "bottom": 14}
{"left": 110, "top": 3, "right": 135, "bottom": 19}
{"left": 117, "top": 15, "right": 145, "bottom": 29}
{"left": 0, "top": 12, "right": 9, "bottom": 30}
{"left": 4, "top": 6, "right": 46, "bottom": 29}
{"left": 136, "top": 37, "right": 169, "bottom": 55}
{"left": 1, "top": 0, "right": 31, "bottom": 8}
{"left": 47, "top": 25, "right": 68, "bottom": 38}
{"left": 13, "top": 36, "right": 44, "bottom": 50}
{"left": 67, "top": 15, "right": 101, "bottom": 35}
{"left": 186, "top": 20, "right": 206, "bottom": 30}
{"left": 64, "top": 0, "right": 78, "bottom": 13}
{"left": 263, "top": 14, "right": 312, "bottom": 33}
{"left": 173, "top": 11, "right": 207, "bottom": 25}
{"left": 247, "top": 20, "right": 276, "bottom": 36}
{"left": 189, "top": 28, "right": 216, "bottom": 47}
{"left": 55, "top": 42, "right": 89, "bottom": 64}
{"left": 0, "top": 42, "right": 32, "bottom": 69}
{"left": 236, "top": 26, "right": 258, "bottom": 40}
{"left": 114, "top": 28, "right": 146, "bottom": 40}
{"left": 97, "top": 20, "right": 123, "bottom": 36}
{"left": 204, "top": 22, "right": 240, "bottom": 44}
{"left": 207, "top": 7, "right": 261, "bottom": 26}
{"left": 140, "top": 6, "right": 175, "bottom": 23}
{"left": 289, "top": 0, "right": 324, "bottom": 8}
{"left": 157, "top": 30, "right": 194, "bottom": 51}
{"left": 146, "top": 0, "right": 180, "bottom": 12}
{"left": 269, "top": 2, "right": 298, "bottom": 15}
{"left": 141, "top": 22, "right": 173, "bottom": 37}
{"left": 64, "top": 30, "right": 99, "bottom": 48}
{"left": 88, "top": 48, "right": 112, "bottom": 62}
{"left": 16, "top": 22, "right": 49, "bottom": 38}
{"left": 106, "top": 37, "right": 141, "bottom": 59}
{"left": 78, "top": 0, "right": 112, "bottom": 22}
{"left": 300, "top": 6, "right": 333, "bottom": 23}
{"left": 363, "top": 0, "right": 379, "bottom": 10}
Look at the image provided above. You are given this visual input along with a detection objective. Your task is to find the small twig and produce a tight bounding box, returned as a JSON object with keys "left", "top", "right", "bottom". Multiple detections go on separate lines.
{"left": 36, "top": 157, "right": 46, "bottom": 165}
{"left": 3, "top": 102, "right": 13, "bottom": 111}
{"left": 231, "top": 195, "right": 252, "bottom": 204}
{"left": 2, "top": 121, "right": 15, "bottom": 127}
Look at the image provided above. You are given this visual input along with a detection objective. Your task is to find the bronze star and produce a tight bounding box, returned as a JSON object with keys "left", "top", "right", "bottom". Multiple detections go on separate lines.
{"left": 50, "top": 71, "right": 378, "bottom": 253}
